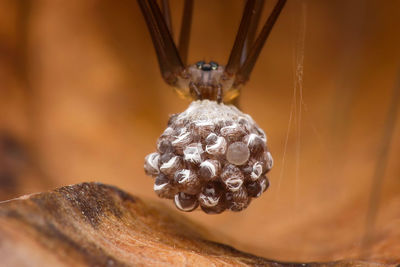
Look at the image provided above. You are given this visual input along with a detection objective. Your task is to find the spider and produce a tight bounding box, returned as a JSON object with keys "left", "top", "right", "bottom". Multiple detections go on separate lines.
{"left": 139, "top": 0, "right": 287, "bottom": 214}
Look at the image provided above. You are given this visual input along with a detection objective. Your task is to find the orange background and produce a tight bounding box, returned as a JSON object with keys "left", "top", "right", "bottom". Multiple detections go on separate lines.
{"left": 1, "top": 0, "right": 399, "bottom": 263}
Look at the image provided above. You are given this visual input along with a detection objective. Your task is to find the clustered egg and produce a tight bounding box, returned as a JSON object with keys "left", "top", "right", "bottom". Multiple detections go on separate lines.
{"left": 144, "top": 100, "right": 273, "bottom": 214}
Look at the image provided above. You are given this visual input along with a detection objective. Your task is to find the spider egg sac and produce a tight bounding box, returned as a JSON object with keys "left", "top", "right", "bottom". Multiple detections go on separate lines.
{"left": 144, "top": 100, "right": 273, "bottom": 214}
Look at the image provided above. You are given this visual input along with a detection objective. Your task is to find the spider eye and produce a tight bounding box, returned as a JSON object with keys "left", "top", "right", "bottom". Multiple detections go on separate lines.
{"left": 196, "top": 61, "right": 205, "bottom": 69}
{"left": 210, "top": 61, "right": 219, "bottom": 70}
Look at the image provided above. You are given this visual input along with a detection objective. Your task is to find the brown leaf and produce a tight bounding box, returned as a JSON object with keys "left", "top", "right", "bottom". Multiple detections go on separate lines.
{"left": 0, "top": 182, "right": 393, "bottom": 266}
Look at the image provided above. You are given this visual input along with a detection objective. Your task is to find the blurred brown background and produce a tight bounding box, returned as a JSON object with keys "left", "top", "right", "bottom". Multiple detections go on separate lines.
{"left": 1, "top": 0, "right": 399, "bottom": 263}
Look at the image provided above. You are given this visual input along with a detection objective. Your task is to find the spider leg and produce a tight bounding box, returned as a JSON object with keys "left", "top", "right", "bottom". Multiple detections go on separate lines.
{"left": 241, "top": 0, "right": 265, "bottom": 65}
{"left": 225, "top": 0, "right": 257, "bottom": 75}
{"left": 235, "top": 0, "right": 287, "bottom": 87}
{"left": 138, "top": 0, "right": 185, "bottom": 86}
{"left": 178, "top": 0, "right": 194, "bottom": 65}
{"left": 161, "top": 0, "right": 173, "bottom": 36}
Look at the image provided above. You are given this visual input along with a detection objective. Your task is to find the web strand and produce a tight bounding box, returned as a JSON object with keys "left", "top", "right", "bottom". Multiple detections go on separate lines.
{"left": 293, "top": 1, "right": 307, "bottom": 208}
{"left": 276, "top": 1, "right": 307, "bottom": 207}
